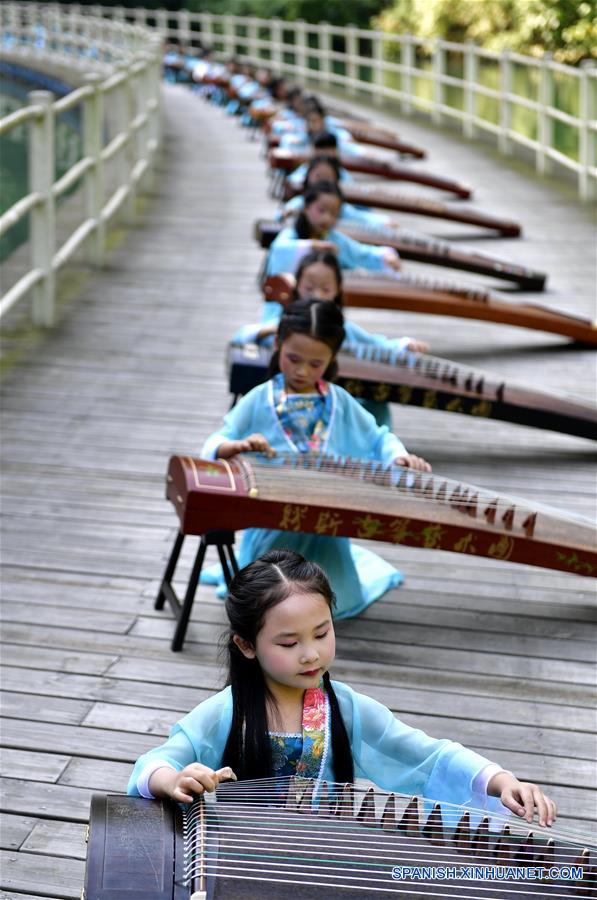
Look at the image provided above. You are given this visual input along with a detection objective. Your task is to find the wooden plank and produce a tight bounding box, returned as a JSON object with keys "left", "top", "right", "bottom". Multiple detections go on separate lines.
{"left": 21, "top": 820, "right": 87, "bottom": 861}
{"left": 0, "top": 693, "right": 93, "bottom": 727}
{"left": 0, "top": 778, "right": 93, "bottom": 822}
{"left": 0, "top": 750, "right": 70, "bottom": 784}
{"left": 0, "top": 848, "right": 84, "bottom": 899}
{"left": 59, "top": 758, "right": 131, "bottom": 793}
{"left": 0, "top": 814, "right": 37, "bottom": 851}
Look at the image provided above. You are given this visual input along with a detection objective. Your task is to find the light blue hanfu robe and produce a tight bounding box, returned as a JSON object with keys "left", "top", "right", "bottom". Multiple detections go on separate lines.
{"left": 127, "top": 681, "right": 508, "bottom": 824}
{"left": 266, "top": 226, "right": 392, "bottom": 277}
{"left": 231, "top": 316, "right": 414, "bottom": 428}
{"left": 199, "top": 377, "right": 407, "bottom": 617}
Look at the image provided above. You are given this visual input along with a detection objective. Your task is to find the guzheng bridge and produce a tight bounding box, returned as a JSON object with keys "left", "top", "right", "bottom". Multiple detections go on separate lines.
{"left": 0, "top": 5, "right": 596, "bottom": 897}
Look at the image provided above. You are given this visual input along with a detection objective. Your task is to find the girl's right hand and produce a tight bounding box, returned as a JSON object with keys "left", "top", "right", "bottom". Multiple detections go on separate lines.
{"left": 153, "top": 764, "right": 237, "bottom": 803}
{"left": 395, "top": 453, "right": 432, "bottom": 472}
{"left": 217, "top": 434, "right": 275, "bottom": 459}
{"left": 311, "top": 240, "right": 337, "bottom": 253}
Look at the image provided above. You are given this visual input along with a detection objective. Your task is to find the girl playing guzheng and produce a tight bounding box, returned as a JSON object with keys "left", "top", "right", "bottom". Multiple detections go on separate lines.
{"left": 128, "top": 549, "right": 556, "bottom": 832}
{"left": 233, "top": 249, "right": 428, "bottom": 426}
{"left": 266, "top": 180, "right": 401, "bottom": 276}
{"left": 203, "top": 297, "right": 429, "bottom": 618}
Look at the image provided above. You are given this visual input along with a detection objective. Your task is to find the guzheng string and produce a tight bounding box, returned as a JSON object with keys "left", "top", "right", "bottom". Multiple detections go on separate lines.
{"left": 240, "top": 452, "right": 594, "bottom": 534}
{"left": 181, "top": 777, "right": 596, "bottom": 897}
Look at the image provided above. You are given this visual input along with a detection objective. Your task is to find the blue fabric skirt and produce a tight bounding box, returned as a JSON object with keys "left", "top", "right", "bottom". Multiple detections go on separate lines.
{"left": 200, "top": 528, "right": 403, "bottom": 618}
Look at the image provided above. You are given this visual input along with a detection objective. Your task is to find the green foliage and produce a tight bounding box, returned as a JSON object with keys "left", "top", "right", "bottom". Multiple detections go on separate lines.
{"left": 186, "top": 0, "right": 393, "bottom": 29}
{"left": 373, "top": 0, "right": 597, "bottom": 63}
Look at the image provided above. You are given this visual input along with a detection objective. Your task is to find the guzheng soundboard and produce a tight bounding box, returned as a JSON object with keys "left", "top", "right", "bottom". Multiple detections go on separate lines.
{"left": 260, "top": 269, "right": 597, "bottom": 345}
{"left": 84, "top": 780, "right": 597, "bottom": 898}
{"left": 226, "top": 341, "right": 597, "bottom": 441}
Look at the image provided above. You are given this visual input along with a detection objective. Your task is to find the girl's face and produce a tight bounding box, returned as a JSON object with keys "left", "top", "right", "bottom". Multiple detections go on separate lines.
{"left": 278, "top": 332, "right": 334, "bottom": 393}
{"left": 305, "top": 194, "right": 341, "bottom": 237}
{"left": 236, "top": 591, "right": 335, "bottom": 698}
{"left": 306, "top": 110, "right": 325, "bottom": 135}
{"left": 306, "top": 162, "right": 337, "bottom": 186}
{"left": 296, "top": 261, "right": 339, "bottom": 303}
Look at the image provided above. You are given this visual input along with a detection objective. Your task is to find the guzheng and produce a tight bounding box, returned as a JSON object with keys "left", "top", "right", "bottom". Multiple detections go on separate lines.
{"left": 282, "top": 180, "right": 522, "bottom": 236}
{"left": 85, "top": 780, "right": 597, "bottom": 898}
{"left": 255, "top": 220, "right": 546, "bottom": 290}
{"left": 266, "top": 127, "right": 427, "bottom": 160}
{"left": 226, "top": 342, "right": 597, "bottom": 441}
{"left": 156, "top": 453, "right": 595, "bottom": 649}
{"left": 262, "top": 270, "right": 597, "bottom": 346}
{"left": 269, "top": 148, "right": 472, "bottom": 199}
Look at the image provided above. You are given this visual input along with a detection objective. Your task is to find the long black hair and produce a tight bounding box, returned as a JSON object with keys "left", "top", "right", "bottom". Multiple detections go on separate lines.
{"left": 267, "top": 297, "right": 345, "bottom": 382}
{"left": 222, "top": 549, "right": 354, "bottom": 783}
{"left": 294, "top": 250, "right": 344, "bottom": 308}
{"left": 295, "top": 180, "right": 343, "bottom": 239}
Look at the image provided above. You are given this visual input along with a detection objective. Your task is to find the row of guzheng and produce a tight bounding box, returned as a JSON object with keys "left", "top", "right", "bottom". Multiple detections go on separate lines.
{"left": 256, "top": 219, "right": 547, "bottom": 290}
{"left": 262, "top": 269, "right": 597, "bottom": 347}
{"left": 84, "top": 781, "right": 597, "bottom": 898}
{"left": 227, "top": 342, "right": 597, "bottom": 441}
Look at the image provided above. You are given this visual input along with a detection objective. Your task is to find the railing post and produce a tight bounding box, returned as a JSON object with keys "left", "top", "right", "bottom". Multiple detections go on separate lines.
{"left": 199, "top": 12, "right": 213, "bottom": 53}
{"left": 178, "top": 8, "right": 190, "bottom": 49}
{"left": 579, "top": 60, "right": 596, "bottom": 201}
{"left": 432, "top": 38, "right": 444, "bottom": 125}
{"left": 372, "top": 30, "right": 384, "bottom": 107}
{"left": 402, "top": 35, "right": 414, "bottom": 116}
{"left": 224, "top": 14, "right": 235, "bottom": 58}
{"left": 28, "top": 91, "right": 55, "bottom": 326}
{"left": 124, "top": 65, "right": 138, "bottom": 221}
{"left": 536, "top": 52, "right": 553, "bottom": 175}
{"left": 499, "top": 49, "right": 512, "bottom": 155}
{"left": 156, "top": 7, "right": 168, "bottom": 40}
{"left": 319, "top": 21, "right": 332, "bottom": 89}
{"left": 295, "top": 20, "right": 307, "bottom": 81}
{"left": 345, "top": 25, "right": 357, "bottom": 93}
{"left": 247, "top": 16, "right": 258, "bottom": 64}
{"left": 463, "top": 40, "right": 477, "bottom": 138}
{"left": 270, "top": 18, "right": 283, "bottom": 73}
{"left": 83, "top": 73, "right": 105, "bottom": 266}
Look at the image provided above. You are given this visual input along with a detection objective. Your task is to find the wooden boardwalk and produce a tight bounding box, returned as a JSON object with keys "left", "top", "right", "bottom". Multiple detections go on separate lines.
{"left": 1, "top": 82, "right": 596, "bottom": 898}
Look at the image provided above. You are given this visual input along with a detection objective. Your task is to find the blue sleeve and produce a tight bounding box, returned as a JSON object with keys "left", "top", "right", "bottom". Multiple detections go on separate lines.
{"left": 266, "top": 227, "right": 313, "bottom": 275}
{"left": 127, "top": 690, "right": 233, "bottom": 796}
{"left": 331, "top": 230, "right": 388, "bottom": 271}
{"left": 343, "top": 320, "right": 411, "bottom": 352}
{"left": 336, "top": 683, "right": 505, "bottom": 813}
{"left": 333, "top": 385, "right": 407, "bottom": 464}
{"left": 201, "top": 386, "right": 264, "bottom": 458}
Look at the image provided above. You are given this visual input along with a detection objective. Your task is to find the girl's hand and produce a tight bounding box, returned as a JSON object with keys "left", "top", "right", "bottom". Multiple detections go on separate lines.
{"left": 395, "top": 453, "right": 432, "bottom": 472}
{"left": 487, "top": 772, "right": 556, "bottom": 827}
{"left": 311, "top": 240, "right": 337, "bottom": 253}
{"left": 256, "top": 323, "right": 278, "bottom": 341}
{"left": 217, "top": 434, "right": 276, "bottom": 459}
{"left": 406, "top": 338, "right": 429, "bottom": 353}
{"left": 383, "top": 248, "right": 401, "bottom": 271}
{"left": 151, "top": 764, "right": 237, "bottom": 803}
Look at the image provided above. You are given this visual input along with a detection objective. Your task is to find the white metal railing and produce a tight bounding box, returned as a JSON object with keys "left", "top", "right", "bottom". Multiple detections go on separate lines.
{"left": 0, "top": 3, "right": 162, "bottom": 326}
{"left": 90, "top": 5, "right": 595, "bottom": 203}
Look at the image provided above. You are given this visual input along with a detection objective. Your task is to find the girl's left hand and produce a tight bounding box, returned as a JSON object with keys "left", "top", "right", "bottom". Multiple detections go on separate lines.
{"left": 406, "top": 339, "right": 429, "bottom": 353}
{"left": 487, "top": 772, "right": 557, "bottom": 827}
{"left": 383, "top": 248, "right": 401, "bottom": 271}
{"left": 395, "top": 453, "right": 432, "bottom": 472}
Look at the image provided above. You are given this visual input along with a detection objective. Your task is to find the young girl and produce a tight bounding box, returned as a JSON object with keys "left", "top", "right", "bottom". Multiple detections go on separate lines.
{"left": 128, "top": 549, "right": 556, "bottom": 834}
{"left": 233, "top": 250, "right": 428, "bottom": 427}
{"left": 203, "top": 298, "right": 429, "bottom": 618}
{"left": 283, "top": 153, "right": 395, "bottom": 231}
{"left": 266, "top": 180, "right": 401, "bottom": 277}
